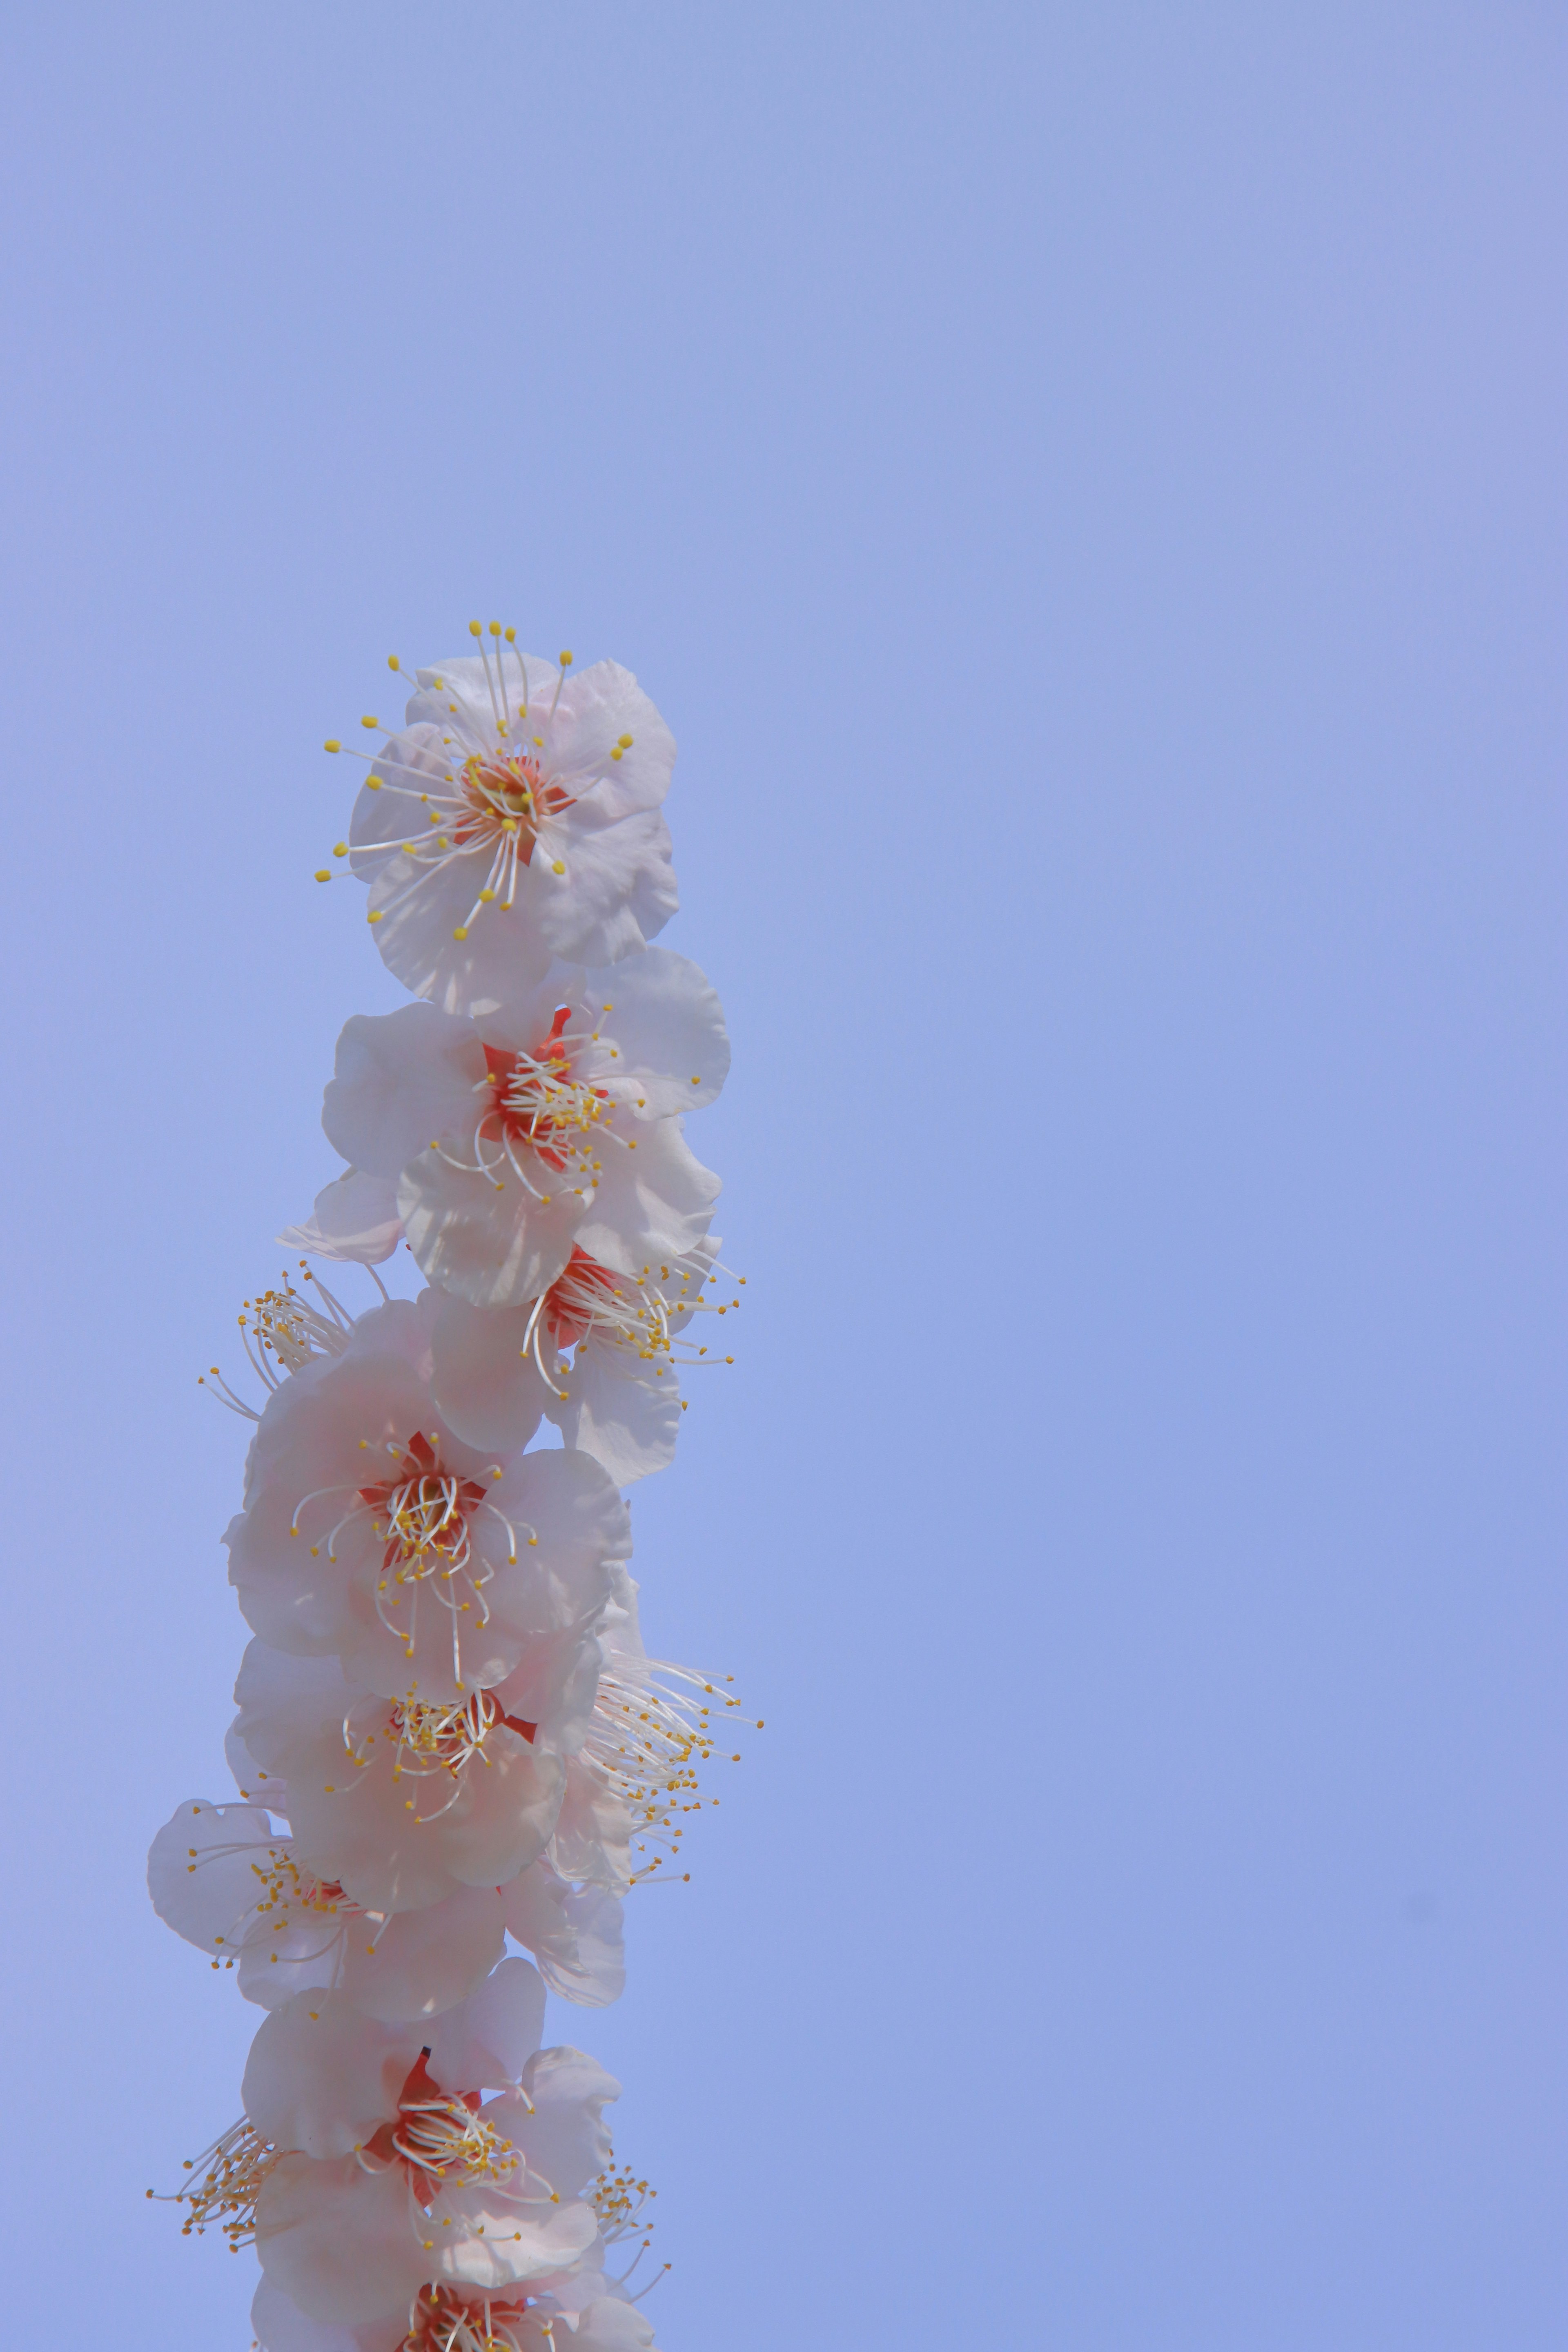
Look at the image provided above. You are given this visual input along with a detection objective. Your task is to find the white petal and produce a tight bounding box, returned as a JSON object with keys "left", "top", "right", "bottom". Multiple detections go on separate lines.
{"left": 426, "top": 1955, "right": 546, "bottom": 2092}
{"left": 322, "top": 1004, "right": 485, "bottom": 1179}
{"left": 243, "top": 1988, "right": 421, "bottom": 2157}
{"left": 279, "top": 1170, "right": 403, "bottom": 1265}
{"left": 429, "top": 1290, "right": 549, "bottom": 1452}
{"left": 514, "top": 2047, "right": 620, "bottom": 2199}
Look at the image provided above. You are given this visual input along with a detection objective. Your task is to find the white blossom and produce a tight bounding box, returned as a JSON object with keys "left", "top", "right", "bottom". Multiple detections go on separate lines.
{"left": 316, "top": 951, "right": 725, "bottom": 1312}
{"left": 341, "top": 646, "right": 677, "bottom": 1016}
{"left": 249, "top": 1964, "right": 613, "bottom": 2325}
{"left": 430, "top": 1241, "right": 736, "bottom": 1488}
{"left": 148, "top": 1798, "right": 504, "bottom": 2019}
{"left": 225, "top": 1290, "right": 629, "bottom": 1704}
{"left": 232, "top": 1639, "right": 588, "bottom": 1915}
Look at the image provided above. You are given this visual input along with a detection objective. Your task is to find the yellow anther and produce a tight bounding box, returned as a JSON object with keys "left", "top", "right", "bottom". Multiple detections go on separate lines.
{"left": 469, "top": 620, "right": 483, "bottom": 637}
{"left": 388, "top": 655, "right": 401, "bottom": 670}
{"left": 610, "top": 748, "right": 623, "bottom": 760}
{"left": 505, "top": 626, "right": 517, "bottom": 641}
{"left": 453, "top": 926, "right": 469, "bottom": 941}
{"left": 361, "top": 716, "right": 379, "bottom": 729}
{"left": 559, "top": 650, "right": 573, "bottom": 665}
{"left": 323, "top": 738, "right": 341, "bottom": 753}
{"left": 368, "top": 910, "right": 383, "bottom": 924}
{"left": 690, "top": 1075, "right": 700, "bottom": 1084}
{"left": 618, "top": 734, "right": 634, "bottom": 748}
{"left": 314, "top": 869, "right": 331, "bottom": 882}
{"left": 365, "top": 774, "right": 383, "bottom": 790}
{"left": 333, "top": 843, "right": 348, "bottom": 857}
{"left": 552, "top": 860, "right": 566, "bottom": 875}
{"left": 479, "top": 888, "right": 496, "bottom": 902}
{"left": 489, "top": 620, "right": 501, "bottom": 636}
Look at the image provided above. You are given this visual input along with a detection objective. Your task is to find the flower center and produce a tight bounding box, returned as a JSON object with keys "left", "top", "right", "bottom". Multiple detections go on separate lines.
{"left": 401, "top": 2285, "right": 533, "bottom": 2352}
{"left": 384, "top": 1688, "right": 537, "bottom": 1782}
{"left": 455, "top": 750, "right": 576, "bottom": 865}
{"left": 366, "top": 2054, "right": 519, "bottom": 2207}
{"left": 480, "top": 1011, "right": 611, "bottom": 1173}
{"left": 359, "top": 1432, "right": 488, "bottom": 1584}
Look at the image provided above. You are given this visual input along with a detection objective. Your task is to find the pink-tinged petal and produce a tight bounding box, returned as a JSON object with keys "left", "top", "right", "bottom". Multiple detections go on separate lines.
{"left": 570, "top": 1116, "right": 719, "bottom": 1278}
{"left": 428, "top": 2172, "right": 599, "bottom": 2292}
{"left": 399, "top": 1145, "right": 581, "bottom": 1310}
{"left": 426, "top": 1956, "right": 546, "bottom": 2094}
{"left": 548, "top": 1762, "right": 637, "bottom": 1895}
{"left": 513, "top": 2049, "right": 620, "bottom": 2198}
{"left": 147, "top": 1798, "right": 276, "bottom": 1954}
{"left": 256, "top": 2153, "right": 429, "bottom": 2326}
{"left": 564, "top": 947, "right": 729, "bottom": 1117}
{"left": 323, "top": 1004, "right": 486, "bottom": 1179}
{"left": 337, "top": 1883, "right": 507, "bottom": 2025}
{"left": 503, "top": 1867, "right": 626, "bottom": 2008}
{"left": 430, "top": 1291, "right": 549, "bottom": 1453}
{"left": 535, "top": 806, "right": 678, "bottom": 970}
{"left": 545, "top": 1339, "right": 680, "bottom": 1488}
{"left": 279, "top": 1169, "right": 404, "bottom": 1265}
{"left": 554, "top": 2296, "right": 656, "bottom": 2351}
{"left": 252, "top": 2275, "right": 405, "bottom": 2352}
{"left": 243, "top": 1988, "right": 422, "bottom": 2156}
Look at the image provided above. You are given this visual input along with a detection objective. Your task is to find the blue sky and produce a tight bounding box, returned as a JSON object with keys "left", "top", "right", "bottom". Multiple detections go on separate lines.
{"left": 1, "top": 6, "right": 1564, "bottom": 2346}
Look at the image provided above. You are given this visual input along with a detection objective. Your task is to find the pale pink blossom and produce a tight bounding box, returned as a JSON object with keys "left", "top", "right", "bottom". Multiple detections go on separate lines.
{"left": 430, "top": 1241, "right": 735, "bottom": 1487}
{"left": 316, "top": 952, "right": 725, "bottom": 1312}
{"left": 232, "top": 1642, "right": 582, "bottom": 1915}
{"left": 225, "top": 1291, "right": 629, "bottom": 1704}
{"left": 149, "top": 1795, "right": 626, "bottom": 2012}
{"left": 253, "top": 2272, "right": 655, "bottom": 2352}
{"left": 249, "top": 1964, "right": 615, "bottom": 2325}
{"left": 341, "top": 646, "right": 677, "bottom": 1016}
{"left": 147, "top": 1797, "right": 503, "bottom": 2019}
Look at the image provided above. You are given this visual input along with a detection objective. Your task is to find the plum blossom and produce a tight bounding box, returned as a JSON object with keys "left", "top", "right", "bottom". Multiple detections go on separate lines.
{"left": 429, "top": 1243, "right": 737, "bottom": 1487}
{"left": 148, "top": 1797, "right": 504, "bottom": 2019}
{"left": 253, "top": 2268, "right": 655, "bottom": 2352}
{"left": 149, "top": 1797, "right": 625, "bottom": 2012}
{"left": 233, "top": 1641, "right": 581, "bottom": 1915}
{"left": 339, "top": 641, "right": 678, "bottom": 1016}
{"left": 225, "top": 1290, "right": 629, "bottom": 1703}
{"left": 248, "top": 1963, "right": 614, "bottom": 2325}
{"left": 315, "top": 951, "right": 725, "bottom": 1312}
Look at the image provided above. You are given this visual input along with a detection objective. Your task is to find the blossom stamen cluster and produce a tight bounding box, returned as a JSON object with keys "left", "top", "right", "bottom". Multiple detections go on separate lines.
{"left": 152, "top": 631, "right": 751, "bottom": 2352}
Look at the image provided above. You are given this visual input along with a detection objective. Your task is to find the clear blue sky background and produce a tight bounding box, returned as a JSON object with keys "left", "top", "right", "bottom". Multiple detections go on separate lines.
{"left": 2, "top": 6, "right": 1563, "bottom": 2347}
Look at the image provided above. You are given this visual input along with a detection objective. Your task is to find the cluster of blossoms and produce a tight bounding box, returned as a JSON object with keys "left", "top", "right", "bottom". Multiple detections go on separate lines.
{"left": 150, "top": 633, "right": 754, "bottom": 2350}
